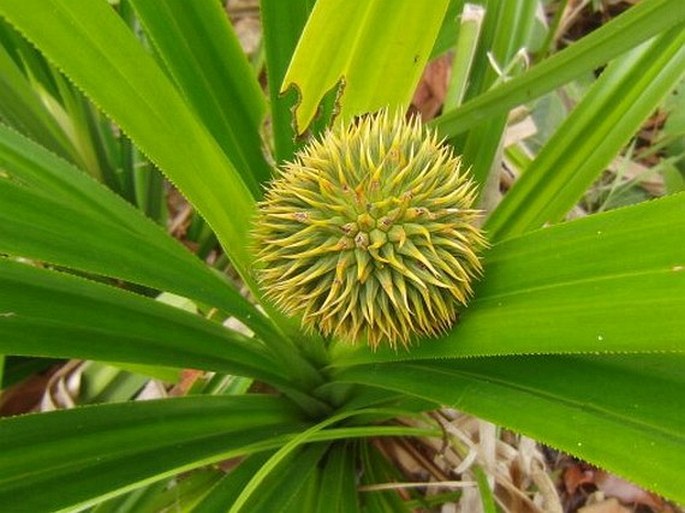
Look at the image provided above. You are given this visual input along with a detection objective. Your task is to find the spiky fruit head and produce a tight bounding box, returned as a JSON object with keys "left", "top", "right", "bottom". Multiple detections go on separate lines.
{"left": 253, "top": 110, "right": 486, "bottom": 349}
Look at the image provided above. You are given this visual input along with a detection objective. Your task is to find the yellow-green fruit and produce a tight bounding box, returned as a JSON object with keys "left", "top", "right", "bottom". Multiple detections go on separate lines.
{"left": 254, "top": 110, "right": 486, "bottom": 348}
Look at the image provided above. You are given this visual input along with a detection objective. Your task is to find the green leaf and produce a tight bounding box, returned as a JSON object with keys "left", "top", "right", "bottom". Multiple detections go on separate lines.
{"left": 261, "top": 0, "right": 314, "bottom": 162}
{"left": 461, "top": 0, "right": 537, "bottom": 102}
{"left": 332, "top": 194, "right": 685, "bottom": 365}
{"left": 0, "top": 124, "right": 275, "bottom": 340}
{"left": 194, "top": 430, "right": 429, "bottom": 513}
{"left": 0, "top": 0, "right": 256, "bottom": 282}
{"left": 48, "top": 69, "right": 116, "bottom": 185}
{"left": 284, "top": 462, "right": 321, "bottom": 513}
{"left": 472, "top": 466, "right": 497, "bottom": 513}
{"left": 315, "top": 443, "right": 360, "bottom": 513}
{"left": 88, "top": 479, "right": 172, "bottom": 513}
{"left": 0, "top": 259, "right": 290, "bottom": 388}
{"left": 458, "top": 0, "right": 537, "bottom": 187}
{"left": 0, "top": 20, "right": 61, "bottom": 99}
{"left": 229, "top": 415, "right": 342, "bottom": 513}
{"left": 432, "top": 0, "right": 685, "bottom": 137}
{"left": 429, "top": 0, "right": 466, "bottom": 59}
{"left": 116, "top": 471, "right": 223, "bottom": 513}
{"left": 241, "top": 444, "right": 328, "bottom": 513}
{"left": 130, "top": 0, "right": 271, "bottom": 196}
{"left": 0, "top": 39, "right": 74, "bottom": 162}
{"left": 191, "top": 453, "right": 272, "bottom": 513}
{"left": 91, "top": 424, "right": 432, "bottom": 513}
{"left": 0, "top": 395, "right": 306, "bottom": 513}
{"left": 485, "top": 25, "right": 685, "bottom": 240}
{"left": 230, "top": 407, "right": 432, "bottom": 513}
{"left": 0, "top": 0, "right": 310, "bottom": 365}
{"left": 443, "top": 2, "right": 483, "bottom": 111}
{"left": 79, "top": 361, "right": 149, "bottom": 404}
{"left": 282, "top": 0, "right": 450, "bottom": 133}
{"left": 0, "top": 22, "right": 132, "bottom": 191}
{"left": 335, "top": 354, "right": 685, "bottom": 502}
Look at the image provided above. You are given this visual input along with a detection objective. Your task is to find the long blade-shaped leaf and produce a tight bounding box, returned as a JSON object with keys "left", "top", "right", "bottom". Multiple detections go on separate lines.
{"left": 130, "top": 0, "right": 271, "bottom": 196}
{"left": 458, "top": 0, "right": 537, "bottom": 187}
{"left": 0, "top": 124, "right": 276, "bottom": 340}
{"left": 334, "top": 354, "right": 685, "bottom": 502}
{"left": 0, "top": 395, "right": 306, "bottom": 513}
{"left": 0, "top": 259, "right": 289, "bottom": 387}
{"left": 333, "top": 194, "right": 685, "bottom": 365}
{"left": 485, "top": 25, "right": 685, "bottom": 240}
{"left": 282, "top": 0, "right": 450, "bottom": 133}
{"left": 235, "top": 444, "right": 328, "bottom": 513}
{"left": 432, "top": 0, "right": 685, "bottom": 137}
{"left": 0, "top": 0, "right": 256, "bottom": 282}
{"left": 190, "top": 453, "right": 272, "bottom": 513}
{"left": 315, "top": 443, "right": 360, "bottom": 513}
{"left": 0, "top": 40, "right": 75, "bottom": 161}
{"left": 261, "top": 0, "right": 313, "bottom": 162}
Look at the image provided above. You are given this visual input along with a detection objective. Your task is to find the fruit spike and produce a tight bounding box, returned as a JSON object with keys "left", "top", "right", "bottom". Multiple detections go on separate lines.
{"left": 254, "top": 109, "right": 487, "bottom": 349}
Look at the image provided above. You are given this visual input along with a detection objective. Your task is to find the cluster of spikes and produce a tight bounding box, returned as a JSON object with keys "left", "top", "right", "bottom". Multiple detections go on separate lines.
{"left": 253, "top": 109, "right": 487, "bottom": 349}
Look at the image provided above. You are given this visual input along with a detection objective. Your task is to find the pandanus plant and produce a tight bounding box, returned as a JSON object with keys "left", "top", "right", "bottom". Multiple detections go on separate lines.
{"left": 0, "top": 0, "right": 683, "bottom": 511}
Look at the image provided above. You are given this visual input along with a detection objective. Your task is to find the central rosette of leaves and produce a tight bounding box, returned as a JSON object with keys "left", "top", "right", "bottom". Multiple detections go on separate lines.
{"left": 254, "top": 110, "right": 486, "bottom": 348}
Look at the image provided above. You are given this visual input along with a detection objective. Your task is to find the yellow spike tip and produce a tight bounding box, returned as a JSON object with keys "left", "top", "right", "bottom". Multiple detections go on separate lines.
{"left": 253, "top": 109, "right": 487, "bottom": 349}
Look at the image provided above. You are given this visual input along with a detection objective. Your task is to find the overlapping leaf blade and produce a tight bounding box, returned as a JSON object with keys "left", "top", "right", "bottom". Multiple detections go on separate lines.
{"left": 335, "top": 354, "right": 685, "bottom": 502}
{"left": 130, "top": 0, "right": 271, "bottom": 197}
{"left": 234, "top": 444, "right": 328, "bottom": 513}
{"left": 0, "top": 395, "right": 307, "bottom": 513}
{"left": 485, "top": 25, "right": 685, "bottom": 240}
{"left": 261, "top": 0, "right": 313, "bottom": 162}
{"left": 0, "top": 0, "right": 256, "bottom": 283}
{"left": 0, "top": 259, "right": 288, "bottom": 387}
{"left": 0, "top": 40, "right": 75, "bottom": 161}
{"left": 432, "top": 0, "right": 685, "bottom": 137}
{"left": 191, "top": 453, "right": 272, "bottom": 513}
{"left": 0, "top": 124, "right": 275, "bottom": 339}
{"left": 456, "top": 0, "right": 537, "bottom": 187}
{"left": 315, "top": 443, "right": 360, "bottom": 513}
